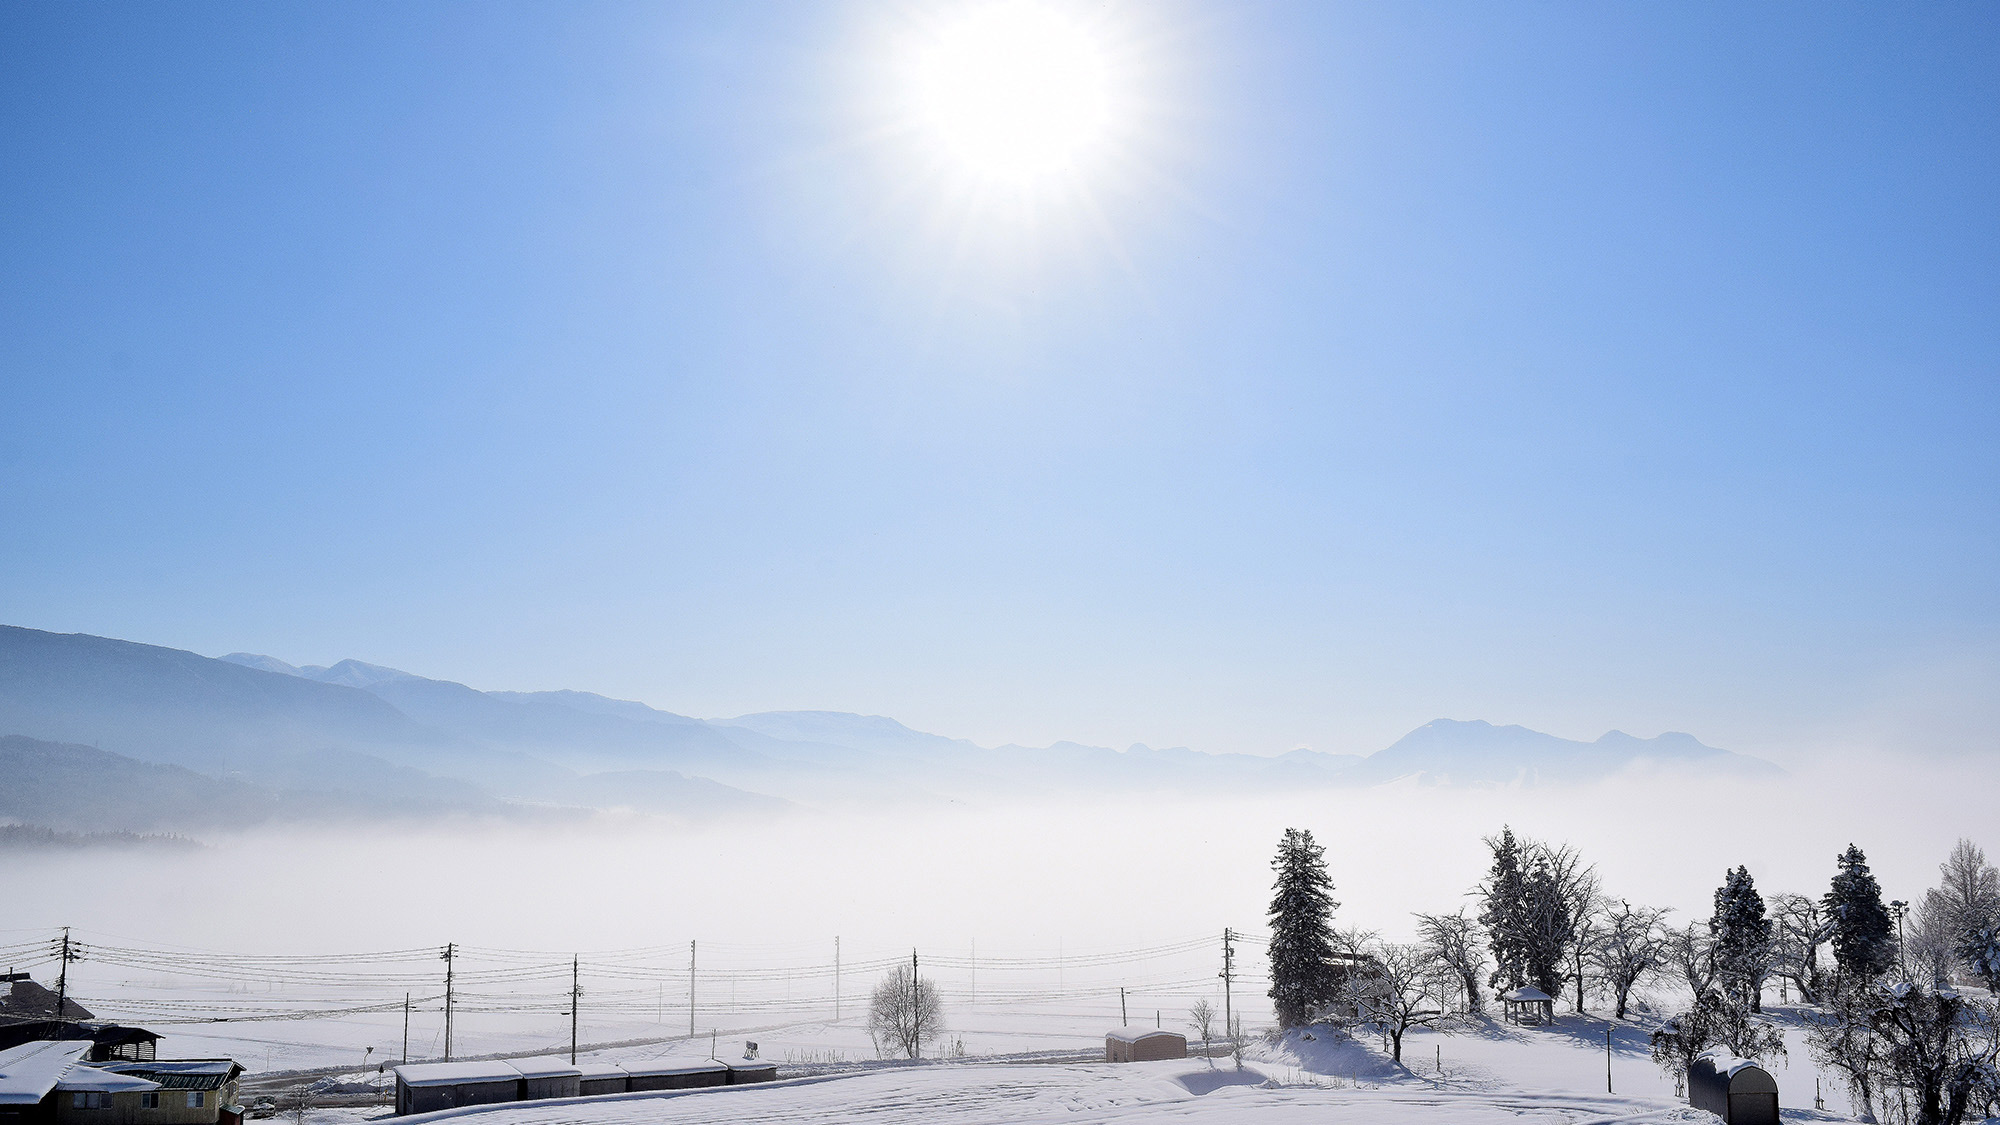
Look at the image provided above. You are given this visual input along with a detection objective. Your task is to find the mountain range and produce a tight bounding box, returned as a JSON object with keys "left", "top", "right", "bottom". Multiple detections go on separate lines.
{"left": 0, "top": 625, "right": 1780, "bottom": 837}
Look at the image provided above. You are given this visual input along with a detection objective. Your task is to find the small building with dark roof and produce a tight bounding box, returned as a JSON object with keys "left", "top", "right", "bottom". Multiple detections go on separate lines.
{"left": 1688, "top": 1054, "right": 1779, "bottom": 1125}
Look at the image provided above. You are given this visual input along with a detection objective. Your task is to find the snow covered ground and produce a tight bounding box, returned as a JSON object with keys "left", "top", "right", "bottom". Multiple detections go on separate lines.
{"left": 271, "top": 1006, "right": 1867, "bottom": 1125}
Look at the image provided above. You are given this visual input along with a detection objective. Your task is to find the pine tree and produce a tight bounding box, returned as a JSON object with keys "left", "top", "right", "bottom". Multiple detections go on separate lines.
{"left": 1824, "top": 844, "right": 1895, "bottom": 981}
{"left": 1710, "top": 866, "right": 1773, "bottom": 1011}
{"left": 1479, "top": 827, "right": 1531, "bottom": 993}
{"left": 1267, "top": 827, "right": 1339, "bottom": 1028}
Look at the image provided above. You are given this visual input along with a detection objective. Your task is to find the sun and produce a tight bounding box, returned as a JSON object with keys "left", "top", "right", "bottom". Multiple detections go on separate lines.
{"left": 909, "top": 3, "right": 1114, "bottom": 185}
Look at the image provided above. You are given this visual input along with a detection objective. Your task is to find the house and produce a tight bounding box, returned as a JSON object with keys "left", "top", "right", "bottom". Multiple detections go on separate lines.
{"left": 1104, "top": 1029, "right": 1187, "bottom": 1062}
{"left": 1688, "top": 1054, "right": 1779, "bottom": 1125}
{"left": 0, "top": 1041, "right": 242, "bottom": 1125}
{"left": 1501, "top": 986, "right": 1555, "bottom": 1026}
{"left": 0, "top": 979, "right": 92, "bottom": 1024}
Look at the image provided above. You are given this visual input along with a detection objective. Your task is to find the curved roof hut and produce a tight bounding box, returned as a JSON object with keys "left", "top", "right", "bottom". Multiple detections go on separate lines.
{"left": 1688, "top": 1054, "right": 1778, "bottom": 1125}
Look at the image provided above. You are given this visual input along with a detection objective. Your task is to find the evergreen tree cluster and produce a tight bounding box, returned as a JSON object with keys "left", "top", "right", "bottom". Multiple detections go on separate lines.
{"left": 1477, "top": 826, "right": 1577, "bottom": 997}
{"left": 1266, "top": 827, "right": 1340, "bottom": 1028}
{"left": 1825, "top": 843, "right": 1896, "bottom": 982}
{"left": 1709, "top": 864, "right": 1773, "bottom": 1012}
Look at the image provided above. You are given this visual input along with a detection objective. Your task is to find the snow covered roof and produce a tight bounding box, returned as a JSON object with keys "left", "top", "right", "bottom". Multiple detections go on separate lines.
{"left": 0, "top": 1041, "right": 94, "bottom": 1105}
{"left": 1695, "top": 1052, "right": 1769, "bottom": 1080}
{"left": 574, "top": 1062, "right": 627, "bottom": 1080}
{"left": 55, "top": 1067, "right": 161, "bottom": 1094}
{"left": 506, "top": 1057, "right": 581, "bottom": 1080}
{"left": 394, "top": 1061, "right": 522, "bottom": 1087}
{"left": 1105, "top": 1029, "right": 1186, "bottom": 1044}
{"left": 1502, "top": 987, "right": 1552, "bottom": 1003}
{"left": 619, "top": 1059, "right": 726, "bottom": 1078}
{"left": 721, "top": 1057, "right": 775, "bottom": 1071}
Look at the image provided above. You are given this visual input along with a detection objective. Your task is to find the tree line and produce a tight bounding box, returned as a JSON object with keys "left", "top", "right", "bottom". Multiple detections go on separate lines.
{"left": 1264, "top": 827, "right": 2000, "bottom": 1124}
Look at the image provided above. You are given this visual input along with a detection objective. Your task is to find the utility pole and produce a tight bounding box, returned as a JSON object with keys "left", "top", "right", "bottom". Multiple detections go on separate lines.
{"left": 1119, "top": 988, "right": 1127, "bottom": 1027}
{"left": 833, "top": 937, "right": 841, "bottom": 1023}
{"left": 1219, "top": 928, "right": 1235, "bottom": 1049}
{"left": 441, "top": 944, "right": 456, "bottom": 1061}
{"left": 401, "top": 994, "right": 410, "bottom": 1065}
{"left": 53, "top": 928, "right": 78, "bottom": 1019}
{"left": 1604, "top": 1024, "right": 1613, "bottom": 1093}
{"left": 911, "top": 948, "right": 920, "bottom": 1060}
{"left": 688, "top": 941, "right": 696, "bottom": 1039}
{"left": 569, "top": 956, "right": 580, "bottom": 1065}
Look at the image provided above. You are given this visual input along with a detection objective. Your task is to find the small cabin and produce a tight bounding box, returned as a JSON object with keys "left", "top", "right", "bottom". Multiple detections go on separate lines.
{"left": 1688, "top": 1054, "right": 1779, "bottom": 1125}
{"left": 573, "top": 1063, "right": 627, "bottom": 1097}
{"left": 1104, "top": 1029, "right": 1187, "bottom": 1063}
{"left": 1501, "top": 987, "right": 1555, "bottom": 1026}
{"left": 619, "top": 1060, "right": 727, "bottom": 1092}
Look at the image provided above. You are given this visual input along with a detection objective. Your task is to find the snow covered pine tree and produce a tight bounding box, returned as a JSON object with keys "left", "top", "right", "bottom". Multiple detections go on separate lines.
{"left": 1826, "top": 844, "right": 1897, "bottom": 982}
{"left": 1267, "top": 827, "right": 1339, "bottom": 1028}
{"left": 1711, "top": 866, "right": 1774, "bottom": 1012}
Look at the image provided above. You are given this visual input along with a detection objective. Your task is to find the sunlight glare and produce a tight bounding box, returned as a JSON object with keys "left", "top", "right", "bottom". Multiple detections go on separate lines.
{"left": 912, "top": 3, "right": 1113, "bottom": 185}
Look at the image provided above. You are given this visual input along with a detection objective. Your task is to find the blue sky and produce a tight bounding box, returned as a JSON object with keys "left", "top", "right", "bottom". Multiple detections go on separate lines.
{"left": 3, "top": 2, "right": 1995, "bottom": 758}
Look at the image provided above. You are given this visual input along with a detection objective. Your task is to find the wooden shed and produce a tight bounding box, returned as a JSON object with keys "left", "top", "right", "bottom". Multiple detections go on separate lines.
{"left": 720, "top": 1058, "right": 777, "bottom": 1085}
{"left": 620, "top": 1061, "right": 727, "bottom": 1092}
{"left": 573, "top": 1062, "right": 628, "bottom": 1097}
{"left": 1688, "top": 1054, "right": 1779, "bottom": 1125}
{"left": 1501, "top": 987, "right": 1555, "bottom": 1026}
{"left": 1104, "top": 1029, "right": 1188, "bottom": 1063}
{"left": 393, "top": 1061, "right": 521, "bottom": 1116}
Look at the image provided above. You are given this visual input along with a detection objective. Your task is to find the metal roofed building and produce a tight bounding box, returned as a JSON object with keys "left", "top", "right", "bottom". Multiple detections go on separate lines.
{"left": 1103, "top": 1029, "right": 1188, "bottom": 1063}
{"left": 1688, "top": 1054, "right": 1779, "bottom": 1125}
{"left": 572, "top": 1063, "right": 627, "bottom": 1098}
{"left": 618, "top": 1060, "right": 727, "bottom": 1093}
{"left": 499, "top": 1058, "right": 579, "bottom": 1102}
{"left": 393, "top": 1061, "right": 521, "bottom": 1116}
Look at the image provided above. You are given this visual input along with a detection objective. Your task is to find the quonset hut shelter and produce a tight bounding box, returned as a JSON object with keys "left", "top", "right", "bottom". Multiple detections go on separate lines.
{"left": 1687, "top": 1054, "right": 1779, "bottom": 1125}
{"left": 1104, "top": 1030, "right": 1187, "bottom": 1063}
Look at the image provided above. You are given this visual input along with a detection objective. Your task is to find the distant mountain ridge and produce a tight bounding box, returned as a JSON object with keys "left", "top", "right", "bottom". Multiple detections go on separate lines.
{"left": 0, "top": 625, "right": 1783, "bottom": 836}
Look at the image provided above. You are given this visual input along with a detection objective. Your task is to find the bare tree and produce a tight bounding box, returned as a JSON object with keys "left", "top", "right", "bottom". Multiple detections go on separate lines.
{"left": 1355, "top": 941, "right": 1453, "bottom": 1064}
{"left": 284, "top": 1084, "right": 315, "bottom": 1125}
{"left": 1187, "top": 998, "right": 1215, "bottom": 1048}
{"left": 1414, "top": 910, "right": 1487, "bottom": 1014}
{"left": 1540, "top": 845, "right": 1602, "bottom": 1013}
{"left": 1591, "top": 901, "right": 1669, "bottom": 1019}
{"left": 1772, "top": 892, "right": 1836, "bottom": 1004}
{"left": 868, "top": 962, "right": 944, "bottom": 1060}
{"left": 1664, "top": 921, "right": 1716, "bottom": 998}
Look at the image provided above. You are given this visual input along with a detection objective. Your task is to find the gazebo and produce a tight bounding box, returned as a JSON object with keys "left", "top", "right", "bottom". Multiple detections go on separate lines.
{"left": 1501, "top": 986, "right": 1554, "bottom": 1026}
